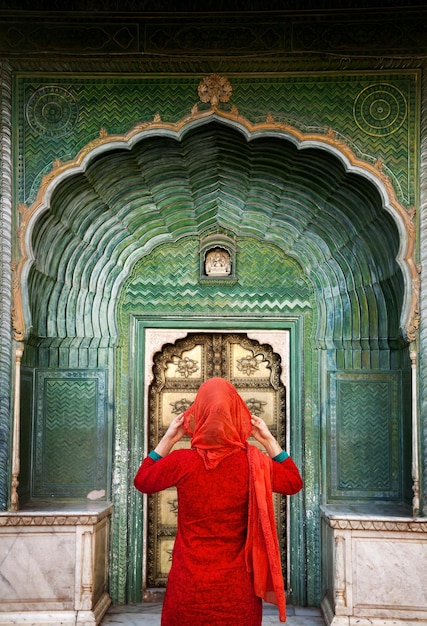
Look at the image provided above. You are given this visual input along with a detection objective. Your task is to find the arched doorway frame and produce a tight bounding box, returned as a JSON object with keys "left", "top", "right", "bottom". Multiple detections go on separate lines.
{"left": 128, "top": 316, "right": 305, "bottom": 605}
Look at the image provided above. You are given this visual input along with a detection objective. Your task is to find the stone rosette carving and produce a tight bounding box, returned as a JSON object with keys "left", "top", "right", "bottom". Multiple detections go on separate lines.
{"left": 26, "top": 85, "right": 78, "bottom": 137}
{"left": 353, "top": 83, "right": 407, "bottom": 137}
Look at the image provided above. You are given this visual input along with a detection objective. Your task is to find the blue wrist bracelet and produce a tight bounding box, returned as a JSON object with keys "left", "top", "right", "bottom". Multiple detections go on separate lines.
{"left": 148, "top": 450, "right": 163, "bottom": 461}
{"left": 272, "top": 450, "right": 289, "bottom": 463}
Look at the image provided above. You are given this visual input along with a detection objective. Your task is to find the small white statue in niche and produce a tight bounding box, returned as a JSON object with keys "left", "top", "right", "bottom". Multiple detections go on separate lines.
{"left": 205, "top": 247, "right": 231, "bottom": 276}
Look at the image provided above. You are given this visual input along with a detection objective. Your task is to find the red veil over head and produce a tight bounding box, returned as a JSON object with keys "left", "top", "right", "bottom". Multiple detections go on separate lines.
{"left": 183, "top": 376, "right": 252, "bottom": 469}
{"left": 182, "top": 377, "right": 287, "bottom": 622}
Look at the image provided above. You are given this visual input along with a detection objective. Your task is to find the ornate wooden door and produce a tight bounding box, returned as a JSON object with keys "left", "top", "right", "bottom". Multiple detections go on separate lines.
{"left": 146, "top": 332, "right": 286, "bottom": 588}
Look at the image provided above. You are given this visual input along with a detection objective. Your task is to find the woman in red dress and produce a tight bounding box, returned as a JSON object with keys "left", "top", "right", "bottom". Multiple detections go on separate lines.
{"left": 134, "top": 377, "right": 303, "bottom": 626}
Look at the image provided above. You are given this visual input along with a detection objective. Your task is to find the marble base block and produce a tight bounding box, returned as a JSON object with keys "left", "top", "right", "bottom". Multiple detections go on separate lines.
{"left": 0, "top": 502, "right": 112, "bottom": 626}
{"left": 321, "top": 505, "right": 427, "bottom": 626}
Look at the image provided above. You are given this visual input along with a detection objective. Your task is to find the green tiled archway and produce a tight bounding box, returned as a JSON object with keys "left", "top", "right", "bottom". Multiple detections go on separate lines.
{"left": 25, "top": 118, "right": 406, "bottom": 348}
{"left": 20, "top": 115, "right": 412, "bottom": 606}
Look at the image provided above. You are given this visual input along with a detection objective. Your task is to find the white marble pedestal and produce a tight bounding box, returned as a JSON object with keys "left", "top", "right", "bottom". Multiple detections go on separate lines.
{"left": 321, "top": 504, "right": 427, "bottom": 626}
{"left": 0, "top": 501, "right": 112, "bottom": 625}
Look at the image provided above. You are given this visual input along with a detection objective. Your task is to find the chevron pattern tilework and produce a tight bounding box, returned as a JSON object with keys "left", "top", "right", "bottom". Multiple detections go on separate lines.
{"left": 33, "top": 369, "right": 108, "bottom": 498}
{"left": 329, "top": 372, "right": 400, "bottom": 501}
{"left": 119, "top": 236, "right": 313, "bottom": 317}
{"left": 16, "top": 72, "right": 417, "bottom": 207}
{"left": 19, "top": 370, "right": 33, "bottom": 503}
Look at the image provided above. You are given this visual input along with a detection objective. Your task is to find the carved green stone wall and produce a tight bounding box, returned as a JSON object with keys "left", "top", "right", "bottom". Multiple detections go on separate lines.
{"left": 33, "top": 369, "right": 108, "bottom": 498}
{"left": 15, "top": 71, "right": 418, "bottom": 208}
{"left": 119, "top": 237, "right": 313, "bottom": 318}
{"left": 19, "top": 367, "right": 109, "bottom": 500}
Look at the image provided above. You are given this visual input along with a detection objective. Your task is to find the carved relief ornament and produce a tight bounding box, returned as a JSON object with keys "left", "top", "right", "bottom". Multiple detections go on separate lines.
{"left": 198, "top": 73, "right": 232, "bottom": 108}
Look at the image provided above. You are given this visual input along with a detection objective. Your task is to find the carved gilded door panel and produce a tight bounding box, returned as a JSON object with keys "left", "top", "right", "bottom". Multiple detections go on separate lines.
{"left": 147, "top": 332, "right": 286, "bottom": 588}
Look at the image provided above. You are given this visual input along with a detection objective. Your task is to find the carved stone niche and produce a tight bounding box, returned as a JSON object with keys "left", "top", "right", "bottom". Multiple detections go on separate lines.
{"left": 199, "top": 233, "right": 237, "bottom": 283}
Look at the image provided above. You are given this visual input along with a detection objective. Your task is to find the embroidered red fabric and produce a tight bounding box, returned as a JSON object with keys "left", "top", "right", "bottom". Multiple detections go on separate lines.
{"left": 183, "top": 377, "right": 287, "bottom": 621}
{"left": 134, "top": 377, "right": 303, "bottom": 624}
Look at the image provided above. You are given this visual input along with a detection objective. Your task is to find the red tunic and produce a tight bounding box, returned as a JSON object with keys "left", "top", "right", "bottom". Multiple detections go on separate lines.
{"left": 134, "top": 448, "right": 303, "bottom": 626}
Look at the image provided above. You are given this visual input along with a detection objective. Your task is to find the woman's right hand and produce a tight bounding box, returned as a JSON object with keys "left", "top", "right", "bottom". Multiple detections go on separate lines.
{"left": 164, "top": 413, "right": 186, "bottom": 445}
{"left": 153, "top": 413, "right": 186, "bottom": 457}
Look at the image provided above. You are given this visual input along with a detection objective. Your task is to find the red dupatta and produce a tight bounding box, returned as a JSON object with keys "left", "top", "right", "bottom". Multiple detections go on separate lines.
{"left": 182, "top": 377, "right": 287, "bottom": 622}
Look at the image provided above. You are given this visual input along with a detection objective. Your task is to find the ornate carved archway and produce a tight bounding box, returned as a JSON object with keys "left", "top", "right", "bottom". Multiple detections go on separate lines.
{"left": 12, "top": 74, "right": 418, "bottom": 346}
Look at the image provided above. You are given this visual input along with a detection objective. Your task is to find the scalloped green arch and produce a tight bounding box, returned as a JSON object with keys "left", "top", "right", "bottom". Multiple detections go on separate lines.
{"left": 15, "top": 110, "right": 416, "bottom": 348}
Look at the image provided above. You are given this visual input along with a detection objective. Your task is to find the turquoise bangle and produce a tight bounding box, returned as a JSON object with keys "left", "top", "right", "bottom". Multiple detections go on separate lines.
{"left": 272, "top": 450, "right": 289, "bottom": 463}
{"left": 148, "top": 450, "right": 162, "bottom": 461}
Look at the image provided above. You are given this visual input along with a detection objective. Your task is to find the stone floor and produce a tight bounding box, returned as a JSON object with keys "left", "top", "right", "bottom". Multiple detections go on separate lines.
{"left": 101, "top": 602, "right": 325, "bottom": 625}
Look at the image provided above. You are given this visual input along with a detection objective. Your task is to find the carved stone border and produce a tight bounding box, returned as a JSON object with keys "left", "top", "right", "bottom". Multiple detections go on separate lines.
{"left": 326, "top": 518, "right": 427, "bottom": 533}
{"left": 0, "top": 503, "right": 113, "bottom": 526}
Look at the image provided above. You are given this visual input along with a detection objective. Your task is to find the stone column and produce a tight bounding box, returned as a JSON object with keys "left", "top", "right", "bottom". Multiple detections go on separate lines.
{"left": 0, "top": 60, "right": 13, "bottom": 511}
{"left": 419, "top": 62, "right": 427, "bottom": 516}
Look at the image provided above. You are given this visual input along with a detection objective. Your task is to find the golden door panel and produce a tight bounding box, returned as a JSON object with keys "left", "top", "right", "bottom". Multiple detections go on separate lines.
{"left": 229, "top": 341, "right": 273, "bottom": 381}
{"left": 158, "top": 538, "right": 174, "bottom": 577}
{"left": 164, "top": 344, "right": 204, "bottom": 381}
{"left": 147, "top": 332, "right": 286, "bottom": 588}
{"left": 158, "top": 488, "right": 179, "bottom": 527}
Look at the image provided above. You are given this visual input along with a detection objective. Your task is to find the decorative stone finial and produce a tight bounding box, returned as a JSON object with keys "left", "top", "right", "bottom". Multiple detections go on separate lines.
{"left": 198, "top": 74, "right": 232, "bottom": 108}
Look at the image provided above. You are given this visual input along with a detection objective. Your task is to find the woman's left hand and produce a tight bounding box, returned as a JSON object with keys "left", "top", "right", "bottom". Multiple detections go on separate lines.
{"left": 250, "top": 414, "right": 283, "bottom": 458}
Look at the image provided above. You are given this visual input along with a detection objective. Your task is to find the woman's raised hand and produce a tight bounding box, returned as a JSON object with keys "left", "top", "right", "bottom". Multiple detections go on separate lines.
{"left": 250, "top": 415, "right": 283, "bottom": 458}
{"left": 164, "top": 413, "right": 186, "bottom": 444}
{"left": 250, "top": 415, "right": 271, "bottom": 443}
{"left": 154, "top": 413, "right": 186, "bottom": 457}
